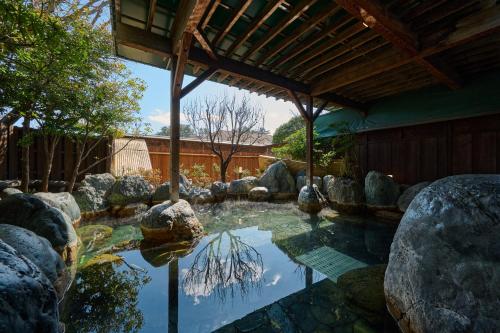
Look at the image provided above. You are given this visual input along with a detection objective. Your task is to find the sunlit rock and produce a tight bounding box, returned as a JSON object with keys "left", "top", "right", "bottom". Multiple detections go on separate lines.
{"left": 248, "top": 186, "right": 271, "bottom": 201}
{"left": 140, "top": 199, "right": 204, "bottom": 243}
{"left": 327, "top": 177, "right": 365, "bottom": 213}
{"left": 396, "top": 181, "right": 431, "bottom": 212}
{"left": 73, "top": 173, "right": 115, "bottom": 217}
{"left": 385, "top": 175, "right": 500, "bottom": 333}
{"left": 108, "top": 175, "right": 153, "bottom": 206}
{"left": 228, "top": 176, "right": 259, "bottom": 195}
{"left": 364, "top": 171, "right": 400, "bottom": 210}
{"left": 258, "top": 161, "right": 295, "bottom": 193}
{"left": 34, "top": 192, "right": 81, "bottom": 225}
{"left": 298, "top": 184, "right": 326, "bottom": 214}
{"left": 296, "top": 175, "right": 322, "bottom": 192}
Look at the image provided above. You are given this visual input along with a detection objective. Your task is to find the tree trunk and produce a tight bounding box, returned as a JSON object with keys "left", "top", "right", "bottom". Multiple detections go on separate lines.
{"left": 20, "top": 116, "right": 30, "bottom": 192}
{"left": 220, "top": 158, "right": 228, "bottom": 183}
{"left": 67, "top": 141, "right": 84, "bottom": 193}
{"left": 41, "top": 136, "right": 58, "bottom": 192}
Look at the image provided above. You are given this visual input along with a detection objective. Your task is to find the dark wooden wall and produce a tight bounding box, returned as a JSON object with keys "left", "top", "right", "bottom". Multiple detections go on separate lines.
{"left": 356, "top": 113, "right": 500, "bottom": 185}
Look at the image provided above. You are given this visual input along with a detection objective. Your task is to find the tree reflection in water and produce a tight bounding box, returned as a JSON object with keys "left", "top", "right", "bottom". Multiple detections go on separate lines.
{"left": 183, "top": 231, "right": 264, "bottom": 302}
{"left": 62, "top": 260, "right": 151, "bottom": 333}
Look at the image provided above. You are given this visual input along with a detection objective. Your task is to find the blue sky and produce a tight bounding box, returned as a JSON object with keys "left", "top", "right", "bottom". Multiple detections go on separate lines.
{"left": 124, "top": 60, "right": 297, "bottom": 134}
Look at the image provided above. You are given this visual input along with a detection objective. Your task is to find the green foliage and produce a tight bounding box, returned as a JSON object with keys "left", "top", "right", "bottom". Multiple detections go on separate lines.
{"left": 329, "top": 122, "right": 359, "bottom": 179}
{"left": 156, "top": 124, "right": 195, "bottom": 137}
{"left": 190, "top": 163, "right": 210, "bottom": 187}
{"left": 272, "top": 116, "right": 303, "bottom": 144}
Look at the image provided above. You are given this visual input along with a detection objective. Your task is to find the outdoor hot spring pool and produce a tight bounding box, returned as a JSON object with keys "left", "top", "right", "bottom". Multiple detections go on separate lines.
{"left": 60, "top": 202, "right": 400, "bottom": 333}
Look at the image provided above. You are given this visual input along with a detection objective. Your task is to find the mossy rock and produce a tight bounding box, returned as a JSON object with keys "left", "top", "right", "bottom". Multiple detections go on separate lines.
{"left": 82, "top": 254, "right": 123, "bottom": 268}
{"left": 77, "top": 224, "right": 113, "bottom": 246}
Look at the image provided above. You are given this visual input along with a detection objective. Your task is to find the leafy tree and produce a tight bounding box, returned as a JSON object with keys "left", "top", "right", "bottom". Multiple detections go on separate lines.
{"left": 272, "top": 116, "right": 303, "bottom": 144}
{"left": 184, "top": 94, "right": 265, "bottom": 182}
{"left": 272, "top": 128, "right": 336, "bottom": 168}
{"left": 156, "top": 124, "right": 195, "bottom": 137}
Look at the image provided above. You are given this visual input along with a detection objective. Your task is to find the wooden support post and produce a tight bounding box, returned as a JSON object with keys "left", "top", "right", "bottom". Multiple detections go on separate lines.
{"left": 305, "top": 95, "right": 314, "bottom": 187}
{"left": 170, "top": 56, "right": 181, "bottom": 202}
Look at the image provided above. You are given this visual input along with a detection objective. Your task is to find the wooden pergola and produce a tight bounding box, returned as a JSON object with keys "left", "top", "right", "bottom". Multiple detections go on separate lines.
{"left": 111, "top": 0, "right": 500, "bottom": 201}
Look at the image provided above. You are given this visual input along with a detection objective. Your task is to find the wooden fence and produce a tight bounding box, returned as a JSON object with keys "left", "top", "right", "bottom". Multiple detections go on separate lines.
{"left": 0, "top": 126, "right": 110, "bottom": 181}
{"left": 144, "top": 136, "right": 273, "bottom": 182}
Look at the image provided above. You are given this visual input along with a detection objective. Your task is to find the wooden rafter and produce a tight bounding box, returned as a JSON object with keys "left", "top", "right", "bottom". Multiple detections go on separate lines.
{"left": 270, "top": 15, "right": 353, "bottom": 70}
{"left": 255, "top": 2, "right": 340, "bottom": 67}
{"left": 146, "top": 0, "right": 157, "bottom": 31}
{"left": 240, "top": 0, "right": 318, "bottom": 62}
{"left": 224, "top": 0, "right": 287, "bottom": 57}
{"left": 171, "top": 0, "right": 211, "bottom": 54}
{"left": 193, "top": 28, "right": 217, "bottom": 59}
{"left": 213, "top": 0, "right": 252, "bottom": 46}
{"left": 312, "top": 4, "right": 500, "bottom": 96}
{"left": 201, "top": 0, "right": 221, "bottom": 29}
{"left": 334, "top": 0, "right": 461, "bottom": 89}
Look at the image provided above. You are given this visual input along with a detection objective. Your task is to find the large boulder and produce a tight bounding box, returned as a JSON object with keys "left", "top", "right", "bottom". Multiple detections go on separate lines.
{"left": 152, "top": 182, "right": 189, "bottom": 203}
{"left": 323, "top": 175, "right": 335, "bottom": 194}
{"left": 364, "top": 171, "right": 400, "bottom": 209}
{"left": 34, "top": 192, "right": 81, "bottom": 225}
{"left": 211, "top": 181, "right": 228, "bottom": 202}
{"left": 73, "top": 173, "right": 115, "bottom": 216}
{"left": 396, "top": 181, "right": 431, "bottom": 212}
{"left": 108, "top": 175, "right": 153, "bottom": 206}
{"left": 258, "top": 161, "right": 295, "bottom": 193}
{"left": 140, "top": 199, "right": 204, "bottom": 243}
{"left": 296, "top": 175, "right": 322, "bottom": 192}
{"left": 0, "top": 224, "right": 65, "bottom": 285}
{"left": 385, "top": 175, "right": 500, "bottom": 333}
{"left": 298, "top": 184, "right": 326, "bottom": 214}
{"left": 0, "top": 194, "right": 78, "bottom": 262}
{"left": 327, "top": 177, "right": 364, "bottom": 213}
{"left": 188, "top": 188, "right": 214, "bottom": 204}
{"left": 0, "top": 187, "right": 22, "bottom": 199}
{"left": 228, "top": 176, "right": 259, "bottom": 195}
{"left": 0, "top": 240, "right": 60, "bottom": 333}
{"left": 248, "top": 186, "right": 271, "bottom": 202}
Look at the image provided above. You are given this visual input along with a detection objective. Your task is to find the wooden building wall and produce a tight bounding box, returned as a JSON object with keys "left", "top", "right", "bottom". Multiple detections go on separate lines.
{"left": 356, "top": 113, "right": 500, "bottom": 185}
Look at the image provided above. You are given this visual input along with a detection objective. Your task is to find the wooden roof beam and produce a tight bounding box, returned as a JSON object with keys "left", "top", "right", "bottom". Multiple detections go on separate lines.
{"left": 224, "top": 0, "right": 287, "bottom": 57}
{"left": 312, "top": 4, "right": 500, "bottom": 96}
{"left": 255, "top": 2, "right": 340, "bottom": 67}
{"left": 213, "top": 0, "right": 252, "bottom": 46}
{"left": 146, "top": 0, "right": 157, "bottom": 31}
{"left": 240, "top": 0, "right": 318, "bottom": 62}
{"left": 170, "top": 0, "right": 211, "bottom": 54}
{"left": 334, "top": 0, "right": 461, "bottom": 90}
{"left": 201, "top": 0, "right": 221, "bottom": 29}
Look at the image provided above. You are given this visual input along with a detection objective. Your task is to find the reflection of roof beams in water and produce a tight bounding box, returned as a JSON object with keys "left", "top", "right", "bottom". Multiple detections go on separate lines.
{"left": 296, "top": 246, "right": 367, "bottom": 283}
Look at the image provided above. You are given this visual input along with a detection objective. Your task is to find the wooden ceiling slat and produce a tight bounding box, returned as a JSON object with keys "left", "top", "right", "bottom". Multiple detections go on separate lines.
{"left": 255, "top": 2, "right": 340, "bottom": 67}
{"left": 224, "top": 0, "right": 287, "bottom": 57}
{"left": 201, "top": 0, "right": 221, "bottom": 29}
{"left": 240, "top": 0, "right": 319, "bottom": 62}
{"left": 212, "top": 0, "right": 252, "bottom": 46}
{"left": 269, "top": 15, "right": 353, "bottom": 70}
{"left": 334, "top": 0, "right": 462, "bottom": 90}
{"left": 146, "top": 0, "right": 157, "bottom": 31}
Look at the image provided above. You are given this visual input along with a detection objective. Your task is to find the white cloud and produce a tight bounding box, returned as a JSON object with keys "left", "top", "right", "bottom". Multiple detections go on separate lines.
{"left": 147, "top": 108, "right": 187, "bottom": 127}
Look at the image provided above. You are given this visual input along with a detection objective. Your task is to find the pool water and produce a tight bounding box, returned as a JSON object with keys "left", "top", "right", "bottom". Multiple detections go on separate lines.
{"left": 60, "top": 202, "right": 400, "bottom": 333}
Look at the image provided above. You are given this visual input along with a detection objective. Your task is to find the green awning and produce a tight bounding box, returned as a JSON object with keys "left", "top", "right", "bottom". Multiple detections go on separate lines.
{"left": 315, "top": 70, "right": 500, "bottom": 138}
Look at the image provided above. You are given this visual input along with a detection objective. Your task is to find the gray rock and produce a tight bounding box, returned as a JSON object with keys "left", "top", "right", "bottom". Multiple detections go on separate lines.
{"left": 140, "top": 199, "right": 204, "bottom": 243}
{"left": 298, "top": 184, "right": 326, "bottom": 214}
{"left": 152, "top": 182, "right": 189, "bottom": 203}
{"left": 0, "top": 194, "right": 78, "bottom": 262}
{"left": 385, "top": 175, "right": 500, "bottom": 333}
{"left": 396, "top": 181, "right": 431, "bottom": 212}
{"left": 0, "top": 187, "right": 22, "bottom": 199}
{"left": 248, "top": 187, "right": 271, "bottom": 201}
{"left": 0, "top": 224, "right": 64, "bottom": 284}
{"left": 296, "top": 175, "right": 322, "bottom": 192}
{"left": 323, "top": 175, "right": 335, "bottom": 194}
{"left": 73, "top": 173, "right": 115, "bottom": 214}
{"left": 0, "top": 240, "right": 59, "bottom": 333}
{"left": 188, "top": 188, "right": 214, "bottom": 204}
{"left": 327, "top": 177, "right": 365, "bottom": 213}
{"left": 211, "top": 181, "right": 228, "bottom": 202}
{"left": 34, "top": 192, "right": 81, "bottom": 225}
{"left": 228, "top": 176, "right": 259, "bottom": 195}
{"left": 108, "top": 175, "right": 153, "bottom": 206}
{"left": 364, "top": 171, "right": 400, "bottom": 209}
{"left": 258, "top": 161, "right": 295, "bottom": 193}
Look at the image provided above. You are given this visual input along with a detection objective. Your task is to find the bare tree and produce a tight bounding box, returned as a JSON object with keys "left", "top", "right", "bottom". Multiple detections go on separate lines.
{"left": 184, "top": 94, "right": 265, "bottom": 182}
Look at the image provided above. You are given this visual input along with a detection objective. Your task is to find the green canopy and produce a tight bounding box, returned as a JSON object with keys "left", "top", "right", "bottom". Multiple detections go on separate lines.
{"left": 315, "top": 71, "right": 500, "bottom": 138}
